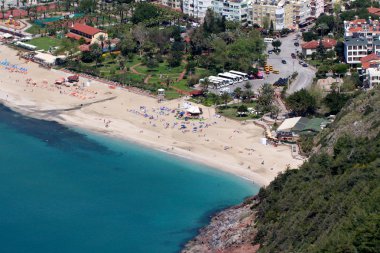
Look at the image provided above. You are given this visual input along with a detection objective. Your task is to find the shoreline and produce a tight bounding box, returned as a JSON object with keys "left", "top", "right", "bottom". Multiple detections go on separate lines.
{"left": 0, "top": 97, "right": 264, "bottom": 185}
{"left": 0, "top": 45, "right": 304, "bottom": 186}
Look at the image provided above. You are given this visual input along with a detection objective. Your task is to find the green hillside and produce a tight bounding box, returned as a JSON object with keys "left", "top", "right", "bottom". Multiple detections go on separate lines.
{"left": 253, "top": 88, "right": 380, "bottom": 252}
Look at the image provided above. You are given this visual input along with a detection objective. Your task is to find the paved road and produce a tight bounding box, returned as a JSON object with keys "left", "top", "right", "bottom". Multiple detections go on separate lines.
{"left": 209, "top": 32, "right": 315, "bottom": 95}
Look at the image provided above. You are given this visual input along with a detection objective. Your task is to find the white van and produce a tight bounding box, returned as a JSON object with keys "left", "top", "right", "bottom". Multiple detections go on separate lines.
{"left": 264, "top": 38, "right": 274, "bottom": 43}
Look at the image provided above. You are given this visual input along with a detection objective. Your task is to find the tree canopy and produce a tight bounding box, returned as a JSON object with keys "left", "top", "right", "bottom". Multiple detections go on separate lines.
{"left": 286, "top": 89, "right": 317, "bottom": 116}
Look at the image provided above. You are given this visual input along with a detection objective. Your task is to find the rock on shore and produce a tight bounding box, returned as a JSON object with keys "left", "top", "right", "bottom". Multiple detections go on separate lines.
{"left": 181, "top": 197, "right": 260, "bottom": 253}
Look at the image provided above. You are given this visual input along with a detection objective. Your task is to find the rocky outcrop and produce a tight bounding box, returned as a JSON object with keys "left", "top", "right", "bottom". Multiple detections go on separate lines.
{"left": 181, "top": 197, "right": 260, "bottom": 253}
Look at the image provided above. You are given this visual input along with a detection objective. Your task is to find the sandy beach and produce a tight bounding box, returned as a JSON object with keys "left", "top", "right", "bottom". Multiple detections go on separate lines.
{"left": 0, "top": 45, "right": 303, "bottom": 186}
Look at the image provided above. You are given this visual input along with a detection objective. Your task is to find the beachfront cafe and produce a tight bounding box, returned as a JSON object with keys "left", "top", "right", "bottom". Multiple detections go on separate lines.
{"left": 177, "top": 102, "right": 203, "bottom": 119}
{"left": 276, "top": 117, "right": 329, "bottom": 142}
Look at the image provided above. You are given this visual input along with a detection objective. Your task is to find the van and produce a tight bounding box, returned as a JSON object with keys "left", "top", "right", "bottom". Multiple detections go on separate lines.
{"left": 264, "top": 38, "right": 274, "bottom": 43}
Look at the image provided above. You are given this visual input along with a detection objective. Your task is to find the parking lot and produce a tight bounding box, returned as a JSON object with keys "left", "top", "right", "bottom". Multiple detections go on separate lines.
{"left": 209, "top": 32, "right": 316, "bottom": 95}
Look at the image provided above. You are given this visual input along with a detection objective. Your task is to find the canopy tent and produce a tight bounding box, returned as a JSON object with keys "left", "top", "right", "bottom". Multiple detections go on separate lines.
{"left": 34, "top": 52, "right": 58, "bottom": 65}
{"left": 187, "top": 106, "right": 201, "bottom": 114}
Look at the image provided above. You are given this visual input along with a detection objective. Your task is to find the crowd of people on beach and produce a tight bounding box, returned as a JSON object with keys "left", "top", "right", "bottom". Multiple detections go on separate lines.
{"left": 127, "top": 105, "right": 221, "bottom": 134}
{"left": 0, "top": 62, "right": 99, "bottom": 100}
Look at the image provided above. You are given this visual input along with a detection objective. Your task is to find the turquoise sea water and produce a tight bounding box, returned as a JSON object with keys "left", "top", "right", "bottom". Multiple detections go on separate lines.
{"left": 0, "top": 104, "right": 258, "bottom": 253}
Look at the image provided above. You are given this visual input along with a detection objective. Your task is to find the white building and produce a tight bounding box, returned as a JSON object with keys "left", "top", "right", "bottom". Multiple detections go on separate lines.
{"left": 212, "top": 0, "right": 251, "bottom": 25}
{"left": 366, "top": 67, "right": 380, "bottom": 87}
{"left": 291, "top": 0, "right": 311, "bottom": 26}
{"left": 310, "top": 0, "right": 324, "bottom": 18}
{"left": 160, "top": 0, "right": 182, "bottom": 9}
{"left": 183, "top": 0, "right": 214, "bottom": 19}
{"left": 344, "top": 37, "right": 368, "bottom": 64}
{"left": 344, "top": 18, "right": 380, "bottom": 51}
{"left": 252, "top": 0, "right": 293, "bottom": 30}
{"left": 275, "top": 0, "right": 287, "bottom": 30}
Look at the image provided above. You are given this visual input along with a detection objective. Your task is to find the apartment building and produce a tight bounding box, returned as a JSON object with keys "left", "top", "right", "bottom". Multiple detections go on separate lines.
{"left": 291, "top": 0, "right": 311, "bottom": 26}
{"left": 183, "top": 0, "right": 213, "bottom": 19}
{"left": 344, "top": 37, "right": 368, "bottom": 64}
{"left": 212, "top": 0, "right": 251, "bottom": 25}
{"left": 323, "top": 0, "right": 334, "bottom": 14}
{"left": 274, "top": 0, "right": 293, "bottom": 30}
{"left": 160, "top": 0, "right": 182, "bottom": 9}
{"left": 310, "top": 0, "right": 324, "bottom": 18}
{"left": 252, "top": 0, "right": 293, "bottom": 30}
{"left": 344, "top": 18, "right": 380, "bottom": 51}
{"left": 366, "top": 67, "right": 380, "bottom": 87}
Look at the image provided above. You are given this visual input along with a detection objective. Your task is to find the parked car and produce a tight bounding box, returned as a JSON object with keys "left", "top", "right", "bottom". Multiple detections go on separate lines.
{"left": 291, "top": 53, "right": 296, "bottom": 59}
{"left": 274, "top": 77, "right": 288, "bottom": 86}
{"left": 268, "top": 50, "right": 273, "bottom": 54}
{"left": 302, "top": 63, "right": 308, "bottom": 67}
{"left": 282, "top": 60, "right": 287, "bottom": 64}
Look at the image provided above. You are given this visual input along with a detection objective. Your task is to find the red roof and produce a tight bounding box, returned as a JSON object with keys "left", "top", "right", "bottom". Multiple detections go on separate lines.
{"left": 190, "top": 90, "right": 203, "bottom": 96}
{"left": 301, "top": 38, "right": 337, "bottom": 49}
{"left": 78, "top": 44, "right": 91, "bottom": 52}
{"left": 349, "top": 19, "right": 367, "bottom": 25}
{"left": 66, "top": 32, "right": 91, "bottom": 43}
{"left": 0, "top": 3, "right": 56, "bottom": 19}
{"left": 360, "top": 53, "right": 380, "bottom": 69}
{"left": 368, "top": 7, "right": 380, "bottom": 16}
{"left": 71, "top": 23, "right": 102, "bottom": 36}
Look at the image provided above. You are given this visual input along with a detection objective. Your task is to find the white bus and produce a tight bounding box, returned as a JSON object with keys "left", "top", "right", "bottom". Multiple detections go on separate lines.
{"left": 218, "top": 73, "right": 238, "bottom": 84}
{"left": 218, "top": 72, "right": 243, "bottom": 83}
{"left": 229, "top": 70, "right": 249, "bottom": 80}
{"left": 200, "top": 77, "right": 223, "bottom": 88}
{"left": 209, "top": 76, "right": 232, "bottom": 87}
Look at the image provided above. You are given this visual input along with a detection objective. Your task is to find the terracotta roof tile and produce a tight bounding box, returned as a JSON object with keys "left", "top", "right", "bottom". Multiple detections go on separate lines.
{"left": 71, "top": 23, "right": 102, "bottom": 36}
{"left": 301, "top": 38, "right": 337, "bottom": 49}
{"left": 66, "top": 32, "right": 91, "bottom": 43}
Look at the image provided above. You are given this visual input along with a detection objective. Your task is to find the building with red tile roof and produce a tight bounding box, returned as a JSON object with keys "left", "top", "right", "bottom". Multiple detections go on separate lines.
{"left": 360, "top": 53, "right": 380, "bottom": 69}
{"left": 368, "top": 7, "right": 380, "bottom": 16}
{"left": 301, "top": 38, "right": 337, "bottom": 56}
{"left": 66, "top": 23, "right": 108, "bottom": 44}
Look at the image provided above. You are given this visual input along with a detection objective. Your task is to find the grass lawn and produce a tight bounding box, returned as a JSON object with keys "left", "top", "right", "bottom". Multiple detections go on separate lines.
{"left": 171, "top": 79, "right": 192, "bottom": 91}
{"left": 25, "top": 24, "right": 46, "bottom": 35}
{"left": 194, "top": 67, "right": 212, "bottom": 77}
{"left": 135, "top": 61, "right": 185, "bottom": 75}
{"left": 165, "top": 89, "right": 183, "bottom": 100}
{"left": 28, "top": 37, "right": 60, "bottom": 51}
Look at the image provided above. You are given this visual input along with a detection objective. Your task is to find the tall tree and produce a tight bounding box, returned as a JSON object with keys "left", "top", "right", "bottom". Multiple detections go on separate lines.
{"left": 256, "top": 83, "right": 274, "bottom": 113}
{"left": 286, "top": 89, "right": 317, "bottom": 116}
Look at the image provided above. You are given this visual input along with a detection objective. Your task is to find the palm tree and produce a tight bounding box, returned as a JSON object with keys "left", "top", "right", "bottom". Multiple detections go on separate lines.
{"left": 317, "top": 23, "right": 329, "bottom": 38}
{"left": 220, "top": 92, "right": 230, "bottom": 108}
{"left": 98, "top": 34, "right": 105, "bottom": 51}
{"left": 1, "top": 6, "right": 5, "bottom": 20}
{"left": 105, "top": 38, "right": 112, "bottom": 54}
{"left": 244, "top": 82, "right": 252, "bottom": 91}
{"left": 200, "top": 78, "right": 210, "bottom": 92}
{"left": 116, "top": 54, "right": 125, "bottom": 70}
{"left": 234, "top": 87, "right": 242, "bottom": 99}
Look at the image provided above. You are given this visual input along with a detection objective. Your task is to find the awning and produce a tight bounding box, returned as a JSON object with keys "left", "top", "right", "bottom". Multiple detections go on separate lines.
{"left": 187, "top": 106, "right": 200, "bottom": 114}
